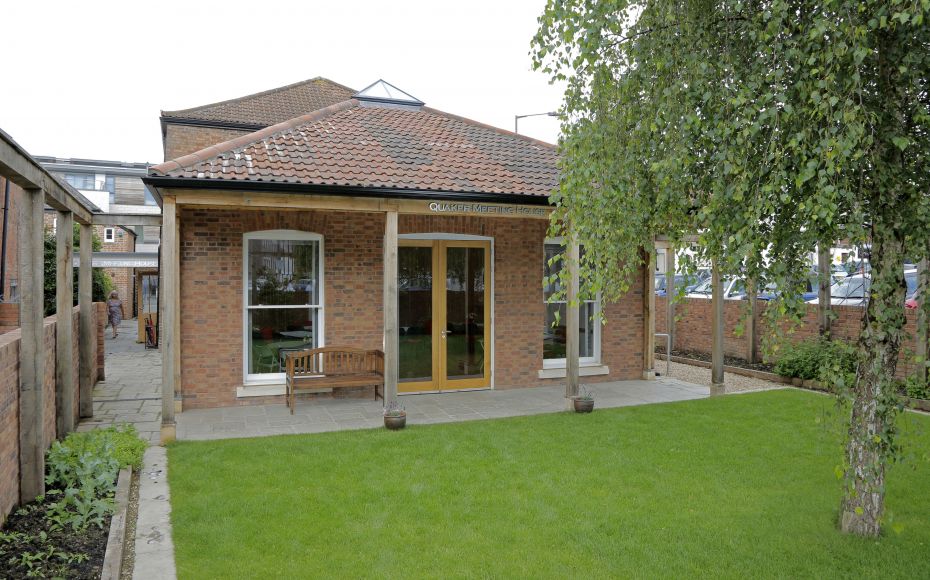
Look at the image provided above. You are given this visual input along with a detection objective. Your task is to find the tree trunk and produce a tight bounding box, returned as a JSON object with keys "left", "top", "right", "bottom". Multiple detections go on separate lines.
{"left": 839, "top": 226, "right": 906, "bottom": 537}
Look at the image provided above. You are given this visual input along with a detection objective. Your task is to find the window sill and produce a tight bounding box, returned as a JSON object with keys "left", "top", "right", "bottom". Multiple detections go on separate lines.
{"left": 537, "top": 364, "right": 610, "bottom": 380}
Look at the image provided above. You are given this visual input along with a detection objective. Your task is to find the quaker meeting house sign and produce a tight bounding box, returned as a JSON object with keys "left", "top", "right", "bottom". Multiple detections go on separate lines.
{"left": 427, "top": 201, "right": 548, "bottom": 217}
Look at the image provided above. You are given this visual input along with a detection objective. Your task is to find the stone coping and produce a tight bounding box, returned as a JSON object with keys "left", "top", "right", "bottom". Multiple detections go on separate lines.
{"left": 101, "top": 466, "right": 132, "bottom": 580}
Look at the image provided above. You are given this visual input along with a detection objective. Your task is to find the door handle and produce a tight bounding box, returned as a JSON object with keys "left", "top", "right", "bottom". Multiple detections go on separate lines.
{"left": 441, "top": 330, "right": 450, "bottom": 338}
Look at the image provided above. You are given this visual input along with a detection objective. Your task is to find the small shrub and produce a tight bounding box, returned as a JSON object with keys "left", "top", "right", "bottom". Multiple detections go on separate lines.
{"left": 773, "top": 337, "right": 857, "bottom": 387}
{"left": 903, "top": 375, "right": 930, "bottom": 400}
{"left": 43, "top": 425, "right": 147, "bottom": 532}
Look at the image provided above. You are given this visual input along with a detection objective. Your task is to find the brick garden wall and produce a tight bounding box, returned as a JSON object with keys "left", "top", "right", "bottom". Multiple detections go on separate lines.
{"left": 178, "top": 208, "right": 645, "bottom": 409}
{"left": 0, "top": 304, "right": 105, "bottom": 523}
{"left": 656, "top": 296, "right": 919, "bottom": 378}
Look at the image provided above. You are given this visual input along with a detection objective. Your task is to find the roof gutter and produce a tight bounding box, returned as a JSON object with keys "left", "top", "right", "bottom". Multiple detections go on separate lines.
{"left": 141, "top": 176, "right": 553, "bottom": 206}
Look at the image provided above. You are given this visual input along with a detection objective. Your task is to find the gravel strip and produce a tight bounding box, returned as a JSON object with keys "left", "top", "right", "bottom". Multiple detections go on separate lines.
{"left": 659, "top": 360, "right": 787, "bottom": 393}
{"left": 120, "top": 469, "right": 141, "bottom": 579}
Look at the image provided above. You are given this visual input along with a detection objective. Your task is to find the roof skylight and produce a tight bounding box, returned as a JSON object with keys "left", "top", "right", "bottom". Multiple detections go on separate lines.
{"left": 353, "top": 80, "right": 424, "bottom": 109}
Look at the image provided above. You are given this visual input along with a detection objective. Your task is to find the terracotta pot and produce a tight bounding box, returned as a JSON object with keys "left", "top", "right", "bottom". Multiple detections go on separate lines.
{"left": 572, "top": 398, "right": 594, "bottom": 413}
{"left": 384, "top": 414, "right": 407, "bottom": 430}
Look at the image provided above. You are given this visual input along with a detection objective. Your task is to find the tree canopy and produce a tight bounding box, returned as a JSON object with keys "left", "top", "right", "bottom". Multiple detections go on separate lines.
{"left": 533, "top": 0, "right": 930, "bottom": 536}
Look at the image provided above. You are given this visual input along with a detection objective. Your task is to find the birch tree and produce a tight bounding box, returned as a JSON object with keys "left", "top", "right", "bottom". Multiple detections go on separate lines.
{"left": 533, "top": 0, "right": 930, "bottom": 537}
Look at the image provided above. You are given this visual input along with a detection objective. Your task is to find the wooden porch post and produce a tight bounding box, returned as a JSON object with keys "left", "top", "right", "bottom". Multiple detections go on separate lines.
{"left": 711, "top": 261, "right": 725, "bottom": 395}
{"left": 383, "top": 209, "right": 399, "bottom": 407}
{"left": 565, "top": 238, "right": 580, "bottom": 400}
{"left": 160, "top": 197, "right": 177, "bottom": 443}
{"left": 818, "top": 244, "right": 832, "bottom": 337}
{"left": 55, "top": 210, "right": 75, "bottom": 436}
{"left": 78, "top": 223, "right": 94, "bottom": 418}
{"left": 18, "top": 188, "right": 45, "bottom": 502}
{"left": 665, "top": 247, "right": 676, "bottom": 352}
{"left": 643, "top": 248, "right": 656, "bottom": 379}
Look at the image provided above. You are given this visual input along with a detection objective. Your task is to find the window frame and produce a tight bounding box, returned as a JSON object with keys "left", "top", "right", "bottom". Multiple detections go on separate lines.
{"left": 542, "top": 237, "right": 601, "bottom": 369}
{"left": 241, "top": 230, "right": 325, "bottom": 385}
{"left": 103, "top": 227, "right": 115, "bottom": 243}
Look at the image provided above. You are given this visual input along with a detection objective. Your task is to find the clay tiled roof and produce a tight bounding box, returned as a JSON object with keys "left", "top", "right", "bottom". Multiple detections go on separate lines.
{"left": 150, "top": 100, "right": 559, "bottom": 198}
{"left": 160, "top": 77, "right": 356, "bottom": 127}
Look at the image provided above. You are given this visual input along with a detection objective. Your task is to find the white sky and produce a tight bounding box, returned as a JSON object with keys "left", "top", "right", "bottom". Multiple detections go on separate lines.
{"left": 0, "top": 0, "right": 564, "bottom": 164}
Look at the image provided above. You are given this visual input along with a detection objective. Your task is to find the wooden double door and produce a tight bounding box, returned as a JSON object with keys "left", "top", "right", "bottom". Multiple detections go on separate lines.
{"left": 397, "top": 240, "right": 491, "bottom": 393}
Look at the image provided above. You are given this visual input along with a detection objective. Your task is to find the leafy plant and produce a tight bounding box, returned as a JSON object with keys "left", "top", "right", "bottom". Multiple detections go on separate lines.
{"left": 43, "top": 223, "right": 112, "bottom": 316}
{"left": 903, "top": 375, "right": 930, "bottom": 401}
{"left": 384, "top": 401, "right": 406, "bottom": 418}
{"left": 42, "top": 425, "right": 146, "bottom": 531}
{"left": 573, "top": 385, "right": 594, "bottom": 401}
{"left": 772, "top": 338, "right": 856, "bottom": 388}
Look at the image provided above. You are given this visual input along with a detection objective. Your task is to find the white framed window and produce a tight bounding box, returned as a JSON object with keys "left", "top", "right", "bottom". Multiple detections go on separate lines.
{"left": 543, "top": 238, "right": 600, "bottom": 368}
{"left": 243, "top": 230, "right": 324, "bottom": 384}
{"left": 103, "top": 227, "right": 115, "bottom": 243}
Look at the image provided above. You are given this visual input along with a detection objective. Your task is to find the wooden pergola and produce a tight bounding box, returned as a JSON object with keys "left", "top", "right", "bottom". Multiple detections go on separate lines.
{"left": 0, "top": 128, "right": 161, "bottom": 503}
{"left": 654, "top": 236, "right": 836, "bottom": 391}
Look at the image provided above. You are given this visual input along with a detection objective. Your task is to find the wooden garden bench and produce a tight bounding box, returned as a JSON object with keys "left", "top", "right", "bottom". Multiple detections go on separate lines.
{"left": 284, "top": 346, "right": 384, "bottom": 414}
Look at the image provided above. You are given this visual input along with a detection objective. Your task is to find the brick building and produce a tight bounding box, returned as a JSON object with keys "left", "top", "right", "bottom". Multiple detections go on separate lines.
{"left": 35, "top": 157, "right": 160, "bottom": 323}
{"left": 146, "top": 79, "right": 650, "bottom": 413}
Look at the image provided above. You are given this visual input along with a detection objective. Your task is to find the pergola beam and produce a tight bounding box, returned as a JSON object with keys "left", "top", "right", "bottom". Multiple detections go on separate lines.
{"left": 91, "top": 213, "right": 162, "bottom": 227}
{"left": 710, "top": 261, "right": 726, "bottom": 395}
{"left": 55, "top": 211, "right": 75, "bottom": 437}
{"left": 0, "top": 129, "right": 95, "bottom": 224}
{"left": 18, "top": 188, "right": 45, "bottom": 502}
{"left": 79, "top": 224, "right": 94, "bottom": 418}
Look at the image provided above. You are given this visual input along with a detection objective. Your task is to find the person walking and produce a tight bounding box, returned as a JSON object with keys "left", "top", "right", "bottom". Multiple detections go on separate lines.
{"left": 107, "top": 291, "right": 124, "bottom": 339}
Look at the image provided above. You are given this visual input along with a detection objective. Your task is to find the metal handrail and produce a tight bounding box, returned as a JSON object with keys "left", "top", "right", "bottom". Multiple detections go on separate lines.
{"left": 655, "top": 333, "right": 671, "bottom": 377}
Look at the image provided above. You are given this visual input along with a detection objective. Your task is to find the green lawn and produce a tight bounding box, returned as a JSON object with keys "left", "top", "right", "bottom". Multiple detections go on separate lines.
{"left": 168, "top": 391, "right": 930, "bottom": 578}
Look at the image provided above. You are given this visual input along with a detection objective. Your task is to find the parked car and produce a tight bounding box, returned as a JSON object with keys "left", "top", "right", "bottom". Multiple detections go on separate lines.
{"left": 757, "top": 272, "right": 820, "bottom": 302}
{"left": 807, "top": 269, "right": 917, "bottom": 307}
{"left": 655, "top": 273, "right": 703, "bottom": 297}
{"left": 686, "top": 276, "right": 746, "bottom": 300}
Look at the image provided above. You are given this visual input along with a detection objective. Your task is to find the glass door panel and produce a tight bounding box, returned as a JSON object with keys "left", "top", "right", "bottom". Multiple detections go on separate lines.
{"left": 399, "top": 246, "right": 435, "bottom": 386}
{"left": 443, "top": 244, "right": 488, "bottom": 386}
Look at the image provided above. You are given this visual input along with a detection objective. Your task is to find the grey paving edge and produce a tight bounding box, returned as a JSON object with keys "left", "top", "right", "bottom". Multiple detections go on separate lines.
{"left": 101, "top": 467, "right": 132, "bottom": 580}
{"left": 132, "top": 447, "right": 177, "bottom": 580}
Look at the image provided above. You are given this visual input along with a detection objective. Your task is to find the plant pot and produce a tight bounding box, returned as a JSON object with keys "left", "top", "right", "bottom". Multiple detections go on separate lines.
{"left": 384, "top": 414, "right": 407, "bottom": 430}
{"left": 572, "top": 398, "right": 594, "bottom": 413}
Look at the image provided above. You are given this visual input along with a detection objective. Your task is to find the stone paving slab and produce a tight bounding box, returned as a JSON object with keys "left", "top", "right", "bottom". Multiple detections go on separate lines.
{"left": 177, "top": 378, "right": 710, "bottom": 441}
{"left": 77, "top": 320, "right": 162, "bottom": 445}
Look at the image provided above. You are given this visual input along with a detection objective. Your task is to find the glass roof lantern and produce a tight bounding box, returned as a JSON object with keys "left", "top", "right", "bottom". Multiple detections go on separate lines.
{"left": 353, "top": 80, "right": 425, "bottom": 109}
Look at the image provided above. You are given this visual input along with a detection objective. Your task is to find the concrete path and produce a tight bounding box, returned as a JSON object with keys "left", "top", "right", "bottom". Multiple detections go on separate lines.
{"left": 77, "top": 319, "right": 162, "bottom": 445}
{"left": 132, "top": 447, "right": 177, "bottom": 580}
{"left": 177, "top": 377, "right": 708, "bottom": 440}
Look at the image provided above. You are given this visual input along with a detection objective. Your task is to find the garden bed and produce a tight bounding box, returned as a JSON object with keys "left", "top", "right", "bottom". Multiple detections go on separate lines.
{"left": 0, "top": 501, "right": 109, "bottom": 579}
{"left": 656, "top": 347, "right": 776, "bottom": 373}
{"left": 0, "top": 426, "right": 146, "bottom": 579}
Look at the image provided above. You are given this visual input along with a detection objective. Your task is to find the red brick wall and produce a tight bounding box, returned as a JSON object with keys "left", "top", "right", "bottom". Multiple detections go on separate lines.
{"left": 657, "top": 296, "right": 919, "bottom": 378}
{"left": 0, "top": 303, "right": 104, "bottom": 523}
{"left": 0, "top": 302, "right": 19, "bottom": 334}
{"left": 164, "top": 124, "right": 251, "bottom": 161}
{"left": 178, "top": 209, "right": 645, "bottom": 409}
{"left": 95, "top": 225, "right": 135, "bottom": 316}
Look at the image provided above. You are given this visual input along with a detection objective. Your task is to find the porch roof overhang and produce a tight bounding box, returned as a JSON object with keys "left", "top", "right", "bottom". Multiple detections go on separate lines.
{"left": 143, "top": 176, "right": 552, "bottom": 207}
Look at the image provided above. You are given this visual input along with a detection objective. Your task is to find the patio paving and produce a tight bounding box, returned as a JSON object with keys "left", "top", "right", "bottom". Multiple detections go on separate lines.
{"left": 77, "top": 319, "right": 162, "bottom": 445}
{"left": 177, "top": 377, "right": 709, "bottom": 440}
